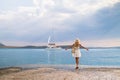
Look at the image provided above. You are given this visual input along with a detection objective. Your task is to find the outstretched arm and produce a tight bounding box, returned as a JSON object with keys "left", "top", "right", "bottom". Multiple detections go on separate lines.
{"left": 80, "top": 44, "right": 89, "bottom": 51}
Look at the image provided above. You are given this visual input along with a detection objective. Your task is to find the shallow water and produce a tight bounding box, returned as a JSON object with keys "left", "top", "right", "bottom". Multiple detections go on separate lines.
{"left": 0, "top": 48, "right": 120, "bottom": 68}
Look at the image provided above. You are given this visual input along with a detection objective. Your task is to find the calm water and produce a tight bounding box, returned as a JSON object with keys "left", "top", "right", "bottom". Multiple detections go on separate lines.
{"left": 0, "top": 48, "right": 120, "bottom": 68}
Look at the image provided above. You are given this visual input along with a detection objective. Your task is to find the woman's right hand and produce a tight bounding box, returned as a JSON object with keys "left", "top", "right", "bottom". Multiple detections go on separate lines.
{"left": 86, "top": 48, "right": 89, "bottom": 51}
{"left": 65, "top": 48, "right": 68, "bottom": 50}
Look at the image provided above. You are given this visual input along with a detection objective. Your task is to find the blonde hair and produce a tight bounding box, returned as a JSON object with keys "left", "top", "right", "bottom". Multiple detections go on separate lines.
{"left": 74, "top": 39, "right": 80, "bottom": 47}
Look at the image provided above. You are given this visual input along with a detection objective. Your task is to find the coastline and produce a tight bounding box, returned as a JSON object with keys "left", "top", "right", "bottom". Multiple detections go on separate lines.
{"left": 0, "top": 65, "right": 120, "bottom": 80}
{"left": 1, "top": 64, "right": 120, "bottom": 70}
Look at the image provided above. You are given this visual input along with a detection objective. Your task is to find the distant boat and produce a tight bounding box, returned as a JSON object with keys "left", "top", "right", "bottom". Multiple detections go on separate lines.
{"left": 46, "top": 36, "right": 61, "bottom": 50}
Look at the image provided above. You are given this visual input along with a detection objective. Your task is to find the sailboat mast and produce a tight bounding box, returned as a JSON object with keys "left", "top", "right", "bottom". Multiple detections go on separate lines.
{"left": 48, "top": 36, "right": 51, "bottom": 44}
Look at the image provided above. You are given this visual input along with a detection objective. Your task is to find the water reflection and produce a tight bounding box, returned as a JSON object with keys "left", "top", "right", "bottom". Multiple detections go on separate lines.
{"left": 46, "top": 50, "right": 55, "bottom": 64}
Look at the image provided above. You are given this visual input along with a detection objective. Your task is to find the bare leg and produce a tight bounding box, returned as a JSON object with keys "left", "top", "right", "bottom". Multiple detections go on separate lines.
{"left": 75, "top": 57, "right": 79, "bottom": 69}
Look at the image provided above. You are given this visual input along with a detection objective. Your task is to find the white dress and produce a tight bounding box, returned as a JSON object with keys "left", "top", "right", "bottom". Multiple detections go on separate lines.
{"left": 72, "top": 47, "right": 81, "bottom": 57}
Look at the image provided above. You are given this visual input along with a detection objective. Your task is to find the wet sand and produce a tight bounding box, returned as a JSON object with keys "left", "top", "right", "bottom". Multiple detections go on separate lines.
{"left": 0, "top": 65, "right": 120, "bottom": 80}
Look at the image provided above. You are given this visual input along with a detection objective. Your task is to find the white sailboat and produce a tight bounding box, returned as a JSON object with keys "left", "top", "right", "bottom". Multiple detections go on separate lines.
{"left": 46, "top": 36, "right": 61, "bottom": 50}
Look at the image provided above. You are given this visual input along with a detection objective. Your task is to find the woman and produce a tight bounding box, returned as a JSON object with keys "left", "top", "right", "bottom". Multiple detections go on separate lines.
{"left": 71, "top": 39, "right": 88, "bottom": 69}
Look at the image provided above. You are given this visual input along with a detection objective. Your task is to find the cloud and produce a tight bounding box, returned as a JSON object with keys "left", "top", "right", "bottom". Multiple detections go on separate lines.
{"left": 93, "top": 2, "right": 120, "bottom": 38}
{"left": 56, "top": 1, "right": 120, "bottom": 41}
{"left": 0, "top": 0, "right": 120, "bottom": 45}
{"left": 0, "top": 0, "right": 119, "bottom": 21}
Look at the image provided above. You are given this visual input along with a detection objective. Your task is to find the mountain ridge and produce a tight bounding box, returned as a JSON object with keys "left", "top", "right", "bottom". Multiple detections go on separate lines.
{"left": 0, "top": 43, "right": 5, "bottom": 46}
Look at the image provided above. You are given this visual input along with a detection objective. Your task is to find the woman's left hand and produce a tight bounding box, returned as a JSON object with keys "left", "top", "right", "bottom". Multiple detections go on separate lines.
{"left": 86, "top": 48, "right": 89, "bottom": 51}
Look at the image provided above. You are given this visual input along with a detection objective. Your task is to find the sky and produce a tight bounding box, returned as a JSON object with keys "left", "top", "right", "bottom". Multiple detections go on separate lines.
{"left": 0, "top": 0, "right": 120, "bottom": 46}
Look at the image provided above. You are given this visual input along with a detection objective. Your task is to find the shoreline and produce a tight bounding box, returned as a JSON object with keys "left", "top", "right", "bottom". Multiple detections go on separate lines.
{"left": 0, "top": 65, "right": 120, "bottom": 80}
{"left": 1, "top": 64, "right": 120, "bottom": 71}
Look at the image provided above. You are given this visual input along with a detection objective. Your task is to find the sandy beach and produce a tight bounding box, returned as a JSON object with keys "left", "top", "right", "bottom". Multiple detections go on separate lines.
{"left": 0, "top": 65, "right": 120, "bottom": 80}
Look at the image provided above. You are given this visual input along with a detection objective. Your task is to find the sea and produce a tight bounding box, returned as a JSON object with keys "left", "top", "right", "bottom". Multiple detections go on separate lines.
{"left": 0, "top": 48, "right": 120, "bottom": 68}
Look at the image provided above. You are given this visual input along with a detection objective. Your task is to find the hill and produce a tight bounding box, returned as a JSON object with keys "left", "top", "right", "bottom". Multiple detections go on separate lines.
{"left": 0, "top": 43, "right": 5, "bottom": 46}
